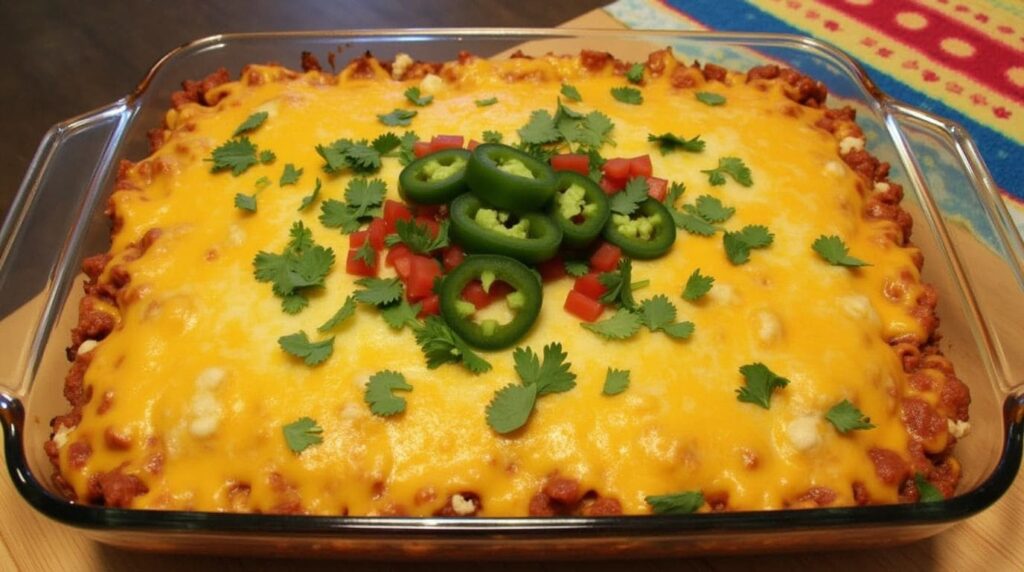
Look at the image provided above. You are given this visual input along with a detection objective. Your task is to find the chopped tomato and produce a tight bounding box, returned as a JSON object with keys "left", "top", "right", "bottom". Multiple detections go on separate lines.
{"left": 646, "top": 177, "right": 668, "bottom": 202}
{"left": 414, "top": 216, "right": 441, "bottom": 239}
{"left": 599, "top": 177, "right": 624, "bottom": 195}
{"left": 430, "top": 135, "right": 464, "bottom": 153}
{"left": 406, "top": 255, "right": 442, "bottom": 301}
{"left": 602, "top": 157, "right": 631, "bottom": 181}
{"left": 629, "top": 155, "right": 653, "bottom": 178}
{"left": 537, "top": 256, "right": 568, "bottom": 282}
{"left": 346, "top": 248, "right": 379, "bottom": 277}
{"left": 573, "top": 272, "right": 606, "bottom": 300}
{"left": 551, "top": 154, "right": 590, "bottom": 176}
{"left": 348, "top": 230, "right": 369, "bottom": 249}
{"left": 442, "top": 245, "right": 465, "bottom": 271}
{"left": 383, "top": 200, "right": 414, "bottom": 233}
{"left": 414, "top": 203, "right": 447, "bottom": 221}
{"left": 413, "top": 141, "right": 432, "bottom": 158}
{"left": 467, "top": 139, "right": 481, "bottom": 151}
{"left": 368, "top": 218, "right": 387, "bottom": 250}
{"left": 565, "top": 290, "right": 605, "bottom": 322}
{"left": 386, "top": 244, "right": 413, "bottom": 267}
{"left": 418, "top": 294, "right": 440, "bottom": 317}
{"left": 393, "top": 255, "right": 414, "bottom": 280}
{"left": 461, "top": 280, "right": 492, "bottom": 310}
{"left": 489, "top": 280, "right": 515, "bottom": 300}
{"left": 590, "top": 242, "right": 622, "bottom": 273}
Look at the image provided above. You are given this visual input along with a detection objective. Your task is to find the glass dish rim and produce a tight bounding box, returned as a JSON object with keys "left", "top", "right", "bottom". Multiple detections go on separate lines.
{"left": 2, "top": 27, "right": 1022, "bottom": 536}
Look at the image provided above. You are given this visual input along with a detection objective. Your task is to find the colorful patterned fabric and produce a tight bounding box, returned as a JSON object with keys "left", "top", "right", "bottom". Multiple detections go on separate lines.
{"left": 604, "top": 0, "right": 1024, "bottom": 238}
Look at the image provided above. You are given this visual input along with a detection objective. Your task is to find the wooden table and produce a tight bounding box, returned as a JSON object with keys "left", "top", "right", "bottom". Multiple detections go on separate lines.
{"left": 1, "top": 2, "right": 1022, "bottom": 570}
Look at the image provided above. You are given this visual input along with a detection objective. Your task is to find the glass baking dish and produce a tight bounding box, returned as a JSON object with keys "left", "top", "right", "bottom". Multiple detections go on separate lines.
{"left": 0, "top": 29, "right": 1022, "bottom": 558}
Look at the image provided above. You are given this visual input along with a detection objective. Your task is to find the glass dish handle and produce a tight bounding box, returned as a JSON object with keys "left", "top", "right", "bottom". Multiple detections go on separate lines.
{"left": 0, "top": 100, "right": 133, "bottom": 400}
{"left": 884, "top": 101, "right": 1024, "bottom": 407}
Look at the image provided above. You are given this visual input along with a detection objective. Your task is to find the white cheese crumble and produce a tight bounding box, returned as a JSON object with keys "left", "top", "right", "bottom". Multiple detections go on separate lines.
{"left": 188, "top": 367, "right": 226, "bottom": 439}
{"left": 838, "top": 295, "right": 879, "bottom": 324}
{"left": 419, "top": 73, "right": 443, "bottom": 94}
{"left": 755, "top": 310, "right": 783, "bottom": 344}
{"left": 824, "top": 160, "right": 845, "bottom": 177}
{"left": 873, "top": 182, "right": 891, "bottom": 193}
{"left": 77, "top": 339, "right": 98, "bottom": 354}
{"left": 391, "top": 53, "right": 414, "bottom": 80}
{"left": 710, "top": 283, "right": 739, "bottom": 305}
{"left": 839, "top": 136, "right": 865, "bottom": 155}
{"left": 227, "top": 223, "right": 246, "bottom": 247}
{"left": 948, "top": 419, "right": 971, "bottom": 439}
{"left": 53, "top": 424, "right": 75, "bottom": 448}
{"left": 450, "top": 493, "right": 476, "bottom": 515}
{"left": 787, "top": 416, "right": 822, "bottom": 452}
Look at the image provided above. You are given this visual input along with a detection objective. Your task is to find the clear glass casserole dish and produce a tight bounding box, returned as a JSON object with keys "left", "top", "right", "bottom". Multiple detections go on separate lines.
{"left": 0, "top": 29, "right": 1022, "bottom": 558}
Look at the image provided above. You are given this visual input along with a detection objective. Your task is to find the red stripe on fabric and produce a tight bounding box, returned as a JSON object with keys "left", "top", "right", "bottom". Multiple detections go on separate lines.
{"left": 818, "top": 0, "right": 1023, "bottom": 103}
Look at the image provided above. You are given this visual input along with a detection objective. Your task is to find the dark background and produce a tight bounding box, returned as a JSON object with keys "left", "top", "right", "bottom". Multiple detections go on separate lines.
{"left": 0, "top": 0, "right": 608, "bottom": 220}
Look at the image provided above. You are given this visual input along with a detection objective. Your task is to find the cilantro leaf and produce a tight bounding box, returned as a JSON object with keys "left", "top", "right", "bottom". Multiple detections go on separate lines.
{"left": 345, "top": 178, "right": 387, "bottom": 218}
{"left": 564, "top": 259, "right": 589, "bottom": 277}
{"left": 364, "top": 370, "right": 413, "bottom": 417}
{"left": 254, "top": 176, "right": 271, "bottom": 190}
{"left": 318, "top": 296, "right": 357, "bottom": 332}
{"left": 475, "top": 97, "right": 498, "bottom": 107}
{"left": 609, "top": 178, "right": 649, "bottom": 216}
{"left": 482, "top": 130, "right": 503, "bottom": 144}
{"left": 610, "top": 86, "right": 643, "bottom": 105}
{"left": 626, "top": 63, "right": 645, "bottom": 84}
{"left": 404, "top": 86, "right": 433, "bottom": 106}
{"left": 353, "top": 277, "right": 403, "bottom": 307}
{"left": 696, "top": 92, "right": 726, "bottom": 106}
{"left": 812, "top": 235, "right": 869, "bottom": 267}
{"left": 486, "top": 383, "right": 538, "bottom": 434}
{"left": 518, "top": 109, "right": 561, "bottom": 145}
{"left": 915, "top": 473, "right": 944, "bottom": 503}
{"left": 233, "top": 111, "right": 269, "bottom": 137}
{"left": 682, "top": 268, "right": 714, "bottom": 301}
{"left": 648, "top": 132, "right": 705, "bottom": 154}
{"left": 598, "top": 259, "right": 638, "bottom": 310}
{"left": 603, "top": 368, "right": 630, "bottom": 396}
{"left": 702, "top": 157, "right": 753, "bottom": 187}
{"left": 378, "top": 108, "right": 417, "bottom": 127}
{"left": 646, "top": 491, "right": 704, "bottom": 514}
{"left": 379, "top": 298, "right": 422, "bottom": 330}
{"left": 639, "top": 295, "right": 677, "bottom": 331}
{"left": 315, "top": 138, "right": 381, "bottom": 173}
{"left": 825, "top": 399, "right": 876, "bottom": 434}
{"left": 670, "top": 211, "right": 718, "bottom": 237}
{"left": 234, "top": 193, "right": 257, "bottom": 212}
{"left": 353, "top": 241, "right": 378, "bottom": 269}
{"left": 210, "top": 137, "right": 259, "bottom": 176}
{"left": 736, "top": 363, "right": 789, "bottom": 409}
{"left": 279, "top": 163, "right": 303, "bottom": 186}
{"left": 319, "top": 200, "right": 363, "bottom": 233}
{"left": 667, "top": 181, "right": 686, "bottom": 206}
{"left": 282, "top": 417, "right": 323, "bottom": 453}
{"left": 691, "top": 195, "right": 734, "bottom": 223}
{"left": 723, "top": 225, "right": 774, "bottom": 265}
{"left": 253, "top": 221, "right": 335, "bottom": 312}
{"left": 278, "top": 331, "right": 334, "bottom": 366}
{"left": 385, "top": 218, "right": 449, "bottom": 254}
{"left": 398, "top": 131, "right": 420, "bottom": 166}
{"left": 582, "top": 310, "right": 643, "bottom": 340}
{"left": 512, "top": 343, "right": 576, "bottom": 396}
{"left": 259, "top": 149, "right": 276, "bottom": 164}
{"left": 560, "top": 83, "right": 582, "bottom": 102}
{"left": 371, "top": 132, "right": 402, "bottom": 155}
{"left": 298, "top": 178, "right": 322, "bottom": 211}
{"left": 662, "top": 321, "right": 695, "bottom": 339}
{"left": 414, "top": 316, "right": 491, "bottom": 374}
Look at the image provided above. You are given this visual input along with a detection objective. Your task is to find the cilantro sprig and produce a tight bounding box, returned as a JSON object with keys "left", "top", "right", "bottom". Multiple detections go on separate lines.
{"left": 282, "top": 417, "right": 323, "bottom": 453}
{"left": 279, "top": 163, "right": 303, "bottom": 186}
{"left": 915, "top": 473, "right": 944, "bottom": 503}
{"left": 646, "top": 491, "right": 704, "bottom": 514}
{"left": 603, "top": 368, "right": 630, "bottom": 396}
{"left": 648, "top": 132, "right": 705, "bottom": 155}
{"left": 702, "top": 157, "right": 753, "bottom": 187}
{"left": 353, "top": 277, "right": 403, "bottom": 306}
{"left": 609, "top": 178, "right": 649, "bottom": 217}
{"left": 610, "top": 86, "right": 643, "bottom": 105}
{"left": 626, "top": 63, "right": 645, "bottom": 84}
{"left": 598, "top": 259, "right": 638, "bottom": 310}
{"left": 378, "top": 108, "right": 417, "bottom": 127}
{"left": 278, "top": 330, "right": 335, "bottom": 366}
{"left": 414, "top": 316, "right": 491, "bottom": 374}
{"left": 319, "top": 177, "right": 388, "bottom": 233}
{"left": 560, "top": 83, "right": 582, "bottom": 102}
{"left": 475, "top": 97, "right": 498, "bottom": 107}
{"left": 723, "top": 225, "right": 773, "bottom": 265}
{"left": 233, "top": 112, "right": 269, "bottom": 137}
{"left": 695, "top": 92, "right": 726, "bottom": 106}
{"left": 253, "top": 221, "right": 335, "bottom": 313}
{"left": 813, "top": 235, "right": 869, "bottom": 267}
{"left": 486, "top": 343, "right": 576, "bottom": 433}
{"left": 736, "top": 363, "right": 789, "bottom": 409}
{"left": 315, "top": 138, "right": 383, "bottom": 174}
{"left": 638, "top": 295, "right": 695, "bottom": 339}
{"left": 298, "top": 178, "right": 322, "bottom": 211}
{"left": 404, "top": 86, "right": 433, "bottom": 107}
{"left": 318, "top": 295, "right": 357, "bottom": 332}
{"left": 364, "top": 370, "right": 413, "bottom": 416}
{"left": 582, "top": 310, "right": 643, "bottom": 340}
{"left": 210, "top": 137, "right": 259, "bottom": 176}
{"left": 516, "top": 98, "right": 614, "bottom": 159}
{"left": 385, "top": 218, "right": 450, "bottom": 254}
{"left": 825, "top": 400, "right": 876, "bottom": 433}
{"left": 681, "top": 268, "right": 714, "bottom": 302}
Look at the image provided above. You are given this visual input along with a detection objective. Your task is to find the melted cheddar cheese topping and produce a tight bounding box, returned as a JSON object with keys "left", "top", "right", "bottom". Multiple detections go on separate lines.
{"left": 57, "top": 52, "right": 938, "bottom": 515}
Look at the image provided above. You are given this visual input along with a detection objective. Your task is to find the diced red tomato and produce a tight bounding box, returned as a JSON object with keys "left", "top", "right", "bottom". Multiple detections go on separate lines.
{"left": 418, "top": 294, "right": 440, "bottom": 318}
{"left": 414, "top": 216, "right": 441, "bottom": 239}
{"left": 368, "top": 218, "right": 387, "bottom": 250}
{"left": 599, "top": 176, "right": 625, "bottom": 195}
{"left": 537, "top": 257, "right": 568, "bottom": 282}
{"left": 430, "top": 135, "right": 464, "bottom": 153}
{"left": 602, "top": 157, "right": 631, "bottom": 181}
{"left": 393, "top": 255, "right": 414, "bottom": 280}
{"left": 467, "top": 139, "right": 481, "bottom": 151}
{"left": 461, "top": 280, "right": 492, "bottom": 310}
{"left": 629, "top": 155, "right": 653, "bottom": 178}
{"left": 386, "top": 244, "right": 413, "bottom": 267}
{"left": 349, "top": 230, "right": 369, "bottom": 249}
{"left": 414, "top": 203, "right": 447, "bottom": 221}
{"left": 646, "top": 177, "right": 668, "bottom": 202}
{"left": 413, "top": 141, "right": 432, "bottom": 158}
{"left": 383, "top": 200, "right": 414, "bottom": 233}
{"left": 565, "top": 290, "right": 605, "bottom": 322}
{"left": 346, "top": 248, "right": 379, "bottom": 277}
{"left": 551, "top": 154, "right": 590, "bottom": 176}
{"left": 489, "top": 281, "right": 514, "bottom": 300}
{"left": 442, "top": 245, "right": 465, "bottom": 271}
{"left": 406, "top": 255, "right": 442, "bottom": 301}
{"left": 590, "top": 242, "right": 622, "bottom": 273}
{"left": 573, "top": 272, "right": 606, "bottom": 300}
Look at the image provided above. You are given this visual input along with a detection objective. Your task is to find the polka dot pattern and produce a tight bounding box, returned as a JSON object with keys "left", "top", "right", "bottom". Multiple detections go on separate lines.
{"left": 895, "top": 11, "right": 928, "bottom": 30}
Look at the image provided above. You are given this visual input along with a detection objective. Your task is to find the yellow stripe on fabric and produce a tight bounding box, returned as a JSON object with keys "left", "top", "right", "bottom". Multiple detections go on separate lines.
{"left": 914, "top": 0, "right": 1024, "bottom": 50}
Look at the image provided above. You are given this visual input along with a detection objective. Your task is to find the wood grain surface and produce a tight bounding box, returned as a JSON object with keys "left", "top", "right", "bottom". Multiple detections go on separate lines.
{"left": 1, "top": 3, "right": 1021, "bottom": 571}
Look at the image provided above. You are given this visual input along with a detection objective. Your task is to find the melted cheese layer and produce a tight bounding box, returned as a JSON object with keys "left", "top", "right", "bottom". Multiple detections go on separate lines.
{"left": 59, "top": 54, "right": 930, "bottom": 515}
